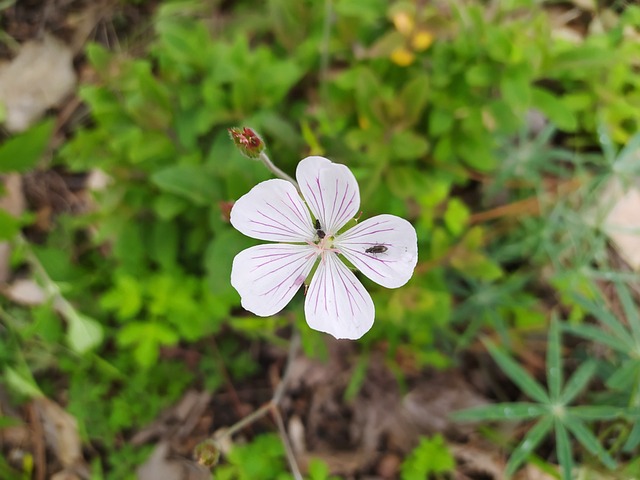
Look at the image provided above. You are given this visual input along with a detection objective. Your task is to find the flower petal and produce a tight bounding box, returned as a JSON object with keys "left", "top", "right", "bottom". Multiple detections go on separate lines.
{"left": 230, "top": 179, "right": 315, "bottom": 242}
{"left": 231, "top": 244, "right": 318, "bottom": 316}
{"left": 296, "top": 156, "right": 360, "bottom": 235}
{"left": 305, "top": 252, "right": 374, "bottom": 339}
{"left": 335, "top": 214, "right": 418, "bottom": 289}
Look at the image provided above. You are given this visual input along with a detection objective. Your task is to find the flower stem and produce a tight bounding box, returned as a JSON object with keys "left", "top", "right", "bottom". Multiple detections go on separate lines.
{"left": 259, "top": 151, "right": 299, "bottom": 190}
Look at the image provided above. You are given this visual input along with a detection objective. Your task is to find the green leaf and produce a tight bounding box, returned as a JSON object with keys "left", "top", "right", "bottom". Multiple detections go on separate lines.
{"left": 606, "top": 360, "right": 640, "bottom": 391}
{"left": 623, "top": 421, "right": 640, "bottom": 453}
{"left": 559, "top": 361, "right": 596, "bottom": 405}
{"left": 66, "top": 312, "right": 104, "bottom": 354}
{"left": 485, "top": 341, "right": 550, "bottom": 404}
{"left": 614, "top": 281, "right": 640, "bottom": 345}
{"left": 400, "top": 435, "right": 455, "bottom": 479}
{"left": 0, "top": 209, "right": 21, "bottom": 241}
{"left": 547, "top": 315, "right": 562, "bottom": 402}
{"left": 400, "top": 74, "right": 430, "bottom": 127}
{"left": 531, "top": 88, "right": 577, "bottom": 132}
{"left": 554, "top": 420, "right": 574, "bottom": 480}
{"left": 570, "top": 294, "right": 635, "bottom": 350}
{"left": 443, "top": 198, "right": 469, "bottom": 237}
{"left": 390, "top": 130, "right": 429, "bottom": 161}
{"left": 151, "top": 163, "right": 214, "bottom": 206}
{"left": 506, "top": 416, "right": 553, "bottom": 476}
{"left": 0, "top": 119, "right": 54, "bottom": 173}
{"left": 563, "top": 323, "right": 628, "bottom": 355}
{"left": 3, "top": 367, "right": 43, "bottom": 399}
{"left": 452, "top": 403, "right": 546, "bottom": 422}
{"left": 500, "top": 65, "right": 531, "bottom": 111}
{"left": 563, "top": 416, "right": 616, "bottom": 470}
{"left": 569, "top": 405, "right": 639, "bottom": 420}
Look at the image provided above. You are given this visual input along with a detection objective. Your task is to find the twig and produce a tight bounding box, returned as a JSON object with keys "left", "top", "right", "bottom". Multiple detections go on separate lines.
{"left": 271, "top": 405, "right": 303, "bottom": 480}
{"left": 198, "top": 331, "right": 302, "bottom": 474}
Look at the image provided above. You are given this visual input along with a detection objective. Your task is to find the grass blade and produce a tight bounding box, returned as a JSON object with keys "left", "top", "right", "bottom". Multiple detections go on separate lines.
{"left": 547, "top": 315, "right": 562, "bottom": 402}
{"left": 452, "top": 403, "right": 546, "bottom": 422}
{"left": 554, "top": 420, "right": 574, "bottom": 480}
{"left": 563, "top": 415, "right": 616, "bottom": 469}
{"left": 560, "top": 360, "right": 596, "bottom": 405}
{"left": 506, "top": 416, "right": 553, "bottom": 477}
{"left": 484, "top": 341, "right": 550, "bottom": 404}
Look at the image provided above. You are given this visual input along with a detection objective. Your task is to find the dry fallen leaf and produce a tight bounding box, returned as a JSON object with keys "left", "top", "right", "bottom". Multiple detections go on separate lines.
{"left": 0, "top": 33, "right": 76, "bottom": 133}
{"left": 2, "top": 278, "right": 47, "bottom": 306}
{"left": 33, "top": 397, "right": 84, "bottom": 469}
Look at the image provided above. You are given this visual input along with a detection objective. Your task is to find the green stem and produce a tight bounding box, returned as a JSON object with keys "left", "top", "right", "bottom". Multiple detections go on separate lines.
{"left": 259, "top": 151, "right": 299, "bottom": 189}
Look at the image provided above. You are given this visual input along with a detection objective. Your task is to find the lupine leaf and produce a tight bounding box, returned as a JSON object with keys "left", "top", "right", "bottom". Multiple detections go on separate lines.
{"left": 484, "top": 341, "right": 550, "bottom": 404}
{"left": 506, "top": 416, "right": 553, "bottom": 477}
{"left": 564, "top": 415, "right": 616, "bottom": 470}
{"left": 560, "top": 361, "right": 596, "bottom": 405}
{"left": 554, "top": 420, "right": 574, "bottom": 480}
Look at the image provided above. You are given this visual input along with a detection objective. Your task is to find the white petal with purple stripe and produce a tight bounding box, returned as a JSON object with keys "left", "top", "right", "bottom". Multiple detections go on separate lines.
{"left": 231, "top": 244, "right": 318, "bottom": 317}
{"left": 335, "top": 214, "right": 418, "bottom": 289}
{"left": 296, "top": 156, "right": 360, "bottom": 235}
{"left": 230, "top": 179, "right": 315, "bottom": 242}
{"left": 304, "top": 252, "right": 375, "bottom": 339}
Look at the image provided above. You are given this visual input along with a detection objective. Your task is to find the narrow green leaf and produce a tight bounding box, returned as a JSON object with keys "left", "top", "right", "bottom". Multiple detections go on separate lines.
{"left": 623, "top": 421, "right": 640, "bottom": 453}
{"left": 547, "top": 315, "right": 562, "bottom": 402}
{"left": 571, "top": 294, "right": 635, "bottom": 350}
{"left": 606, "top": 360, "right": 640, "bottom": 391}
{"left": 485, "top": 341, "right": 550, "bottom": 404}
{"left": 569, "top": 405, "right": 640, "bottom": 420}
{"left": 506, "top": 416, "right": 553, "bottom": 477}
{"left": 563, "top": 416, "right": 617, "bottom": 470}
{"left": 615, "top": 281, "right": 640, "bottom": 345}
{"left": 560, "top": 361, "right": 596, "bottom": 405}
{"left": 563, "top": 324, "right": 628, "bottom": 355}
{"left": 0, "top": 119, "right": 54, "bottom": 173}
{"left": 453, "top": 403, "right": 546, "bottom": 422}
{"left": 554, "top": 420, "right": 574, "bottom": 480}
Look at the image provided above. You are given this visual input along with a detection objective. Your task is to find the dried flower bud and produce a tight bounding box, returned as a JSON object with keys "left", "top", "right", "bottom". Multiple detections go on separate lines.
{"left": 228, "top": 127, "right": 265, "bottom": 159}
{"left": 194, "top": 439, "right": 220, "bottom": 468}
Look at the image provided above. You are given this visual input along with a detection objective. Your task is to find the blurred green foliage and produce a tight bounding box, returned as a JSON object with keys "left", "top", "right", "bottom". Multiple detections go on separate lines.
{"left": 1, "top": 0, "right": 640, "bottom": 478}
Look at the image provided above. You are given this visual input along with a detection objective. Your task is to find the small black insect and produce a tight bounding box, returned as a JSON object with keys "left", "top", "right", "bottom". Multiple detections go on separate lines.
{"left": 315, "top": 219, "right": 326, "bottom": 239}
{"left": 365, "top": 244, "right": 388, "bottom": 255}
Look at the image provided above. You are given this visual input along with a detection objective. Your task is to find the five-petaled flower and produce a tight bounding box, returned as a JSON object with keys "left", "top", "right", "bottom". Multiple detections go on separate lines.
{"left": 230, "top": 156, "right": 418, "bottom": 340}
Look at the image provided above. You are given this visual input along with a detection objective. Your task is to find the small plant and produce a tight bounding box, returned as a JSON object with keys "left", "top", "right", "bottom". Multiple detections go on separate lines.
{"left": 454, "top": 316, "right": 638, "bottom": 478}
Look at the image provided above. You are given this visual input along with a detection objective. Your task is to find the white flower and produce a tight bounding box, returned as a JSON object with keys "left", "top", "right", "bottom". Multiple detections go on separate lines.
{"left": 230, "top": 156, "right": 418, "bottom": 340}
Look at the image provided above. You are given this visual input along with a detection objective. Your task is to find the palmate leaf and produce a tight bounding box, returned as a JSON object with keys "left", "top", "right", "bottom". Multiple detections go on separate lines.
{"left": 484, "top": 340, "right": 550, "bottom": 404}
{"left": 506, "top": 416, "right": 553, "bottom": 477}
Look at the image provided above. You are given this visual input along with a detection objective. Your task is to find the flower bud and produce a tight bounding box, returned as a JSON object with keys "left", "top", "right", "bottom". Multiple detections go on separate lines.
{"left": 194, "top": 439, "right": 220, "bottom": 468}
{"left": 228, "top": 127, "right": 265, "bottom": 159}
